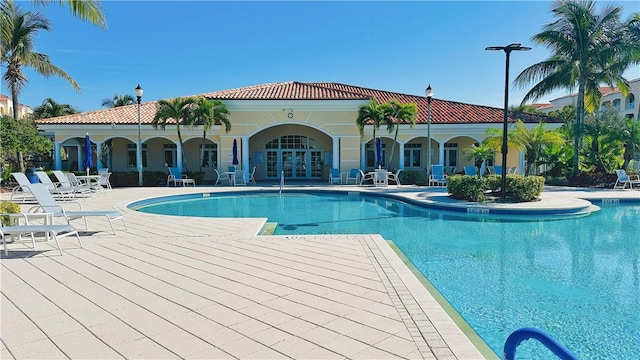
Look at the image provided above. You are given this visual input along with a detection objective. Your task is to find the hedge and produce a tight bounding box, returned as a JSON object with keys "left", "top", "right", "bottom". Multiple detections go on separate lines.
{"left": 447, "top": 174, "right": 544, "bottom": 202}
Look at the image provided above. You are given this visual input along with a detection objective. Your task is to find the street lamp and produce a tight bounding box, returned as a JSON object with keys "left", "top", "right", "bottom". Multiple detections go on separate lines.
{"left": 485, "top": 43, "right": 531, "bottom": 201}
{"left": 425, "top": 85, "right": 433, "bottom": 178}
{"left": 135, "top": 84, "right": 143, "bottom": 186}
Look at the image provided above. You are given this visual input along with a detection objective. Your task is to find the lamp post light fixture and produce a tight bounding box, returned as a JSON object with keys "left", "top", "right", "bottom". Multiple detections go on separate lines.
{"left": 135, "top": 84, "right": 143, "bottom": 186}
{"left": 485, "top": 43, "right": 531, "bottom": 201}
{"left": 425, "top": 85, "right": 433, "bottom": 178}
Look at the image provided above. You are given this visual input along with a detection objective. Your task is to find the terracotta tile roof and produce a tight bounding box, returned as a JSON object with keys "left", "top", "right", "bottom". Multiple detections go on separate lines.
{"left": 201, "top": 81, "right": 369, "bottom": 100}
{"left": 35, "top": 81, "right": 561, "bottom": 125}
{"left": 532, "top": 103, "right": 553, "bottom": 110}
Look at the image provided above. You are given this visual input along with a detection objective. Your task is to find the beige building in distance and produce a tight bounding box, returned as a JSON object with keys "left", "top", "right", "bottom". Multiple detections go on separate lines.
{"left": 34, "top": 81, "right": 562, "bottom": 183}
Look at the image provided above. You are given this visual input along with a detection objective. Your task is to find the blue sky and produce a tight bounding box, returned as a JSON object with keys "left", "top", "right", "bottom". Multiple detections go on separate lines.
{"left": 8, "top": 0, "right": 640, "bottom": 113}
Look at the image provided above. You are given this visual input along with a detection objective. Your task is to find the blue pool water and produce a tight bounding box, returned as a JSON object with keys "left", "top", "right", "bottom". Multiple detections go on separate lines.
{"left": 133, "top": 192, "right": 640, "bottom": 359}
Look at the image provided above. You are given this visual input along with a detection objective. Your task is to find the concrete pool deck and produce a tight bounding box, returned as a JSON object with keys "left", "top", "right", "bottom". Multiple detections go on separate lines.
{"left": 2, "top": 184, "right": 639, "bottom": 359}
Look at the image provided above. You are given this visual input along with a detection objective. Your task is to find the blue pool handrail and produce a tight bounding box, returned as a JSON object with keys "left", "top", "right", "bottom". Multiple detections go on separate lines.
{"left": 503, "top": 327, "right": 578, "bottom": 360}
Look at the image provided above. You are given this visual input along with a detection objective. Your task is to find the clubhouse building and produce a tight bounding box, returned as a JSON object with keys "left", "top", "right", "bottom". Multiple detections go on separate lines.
{"left": 34, "top": 81, "right": 562, "bottom": 183}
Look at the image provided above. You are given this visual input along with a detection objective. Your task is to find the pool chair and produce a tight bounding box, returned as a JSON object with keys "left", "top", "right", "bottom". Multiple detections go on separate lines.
{"left": 1, "top": 215, "right": 82, "bottom": 256}
{"left": 613, "top": 169, "right": 640, "bottom": 190}
{"left": 26, "top": 183, "right": 127, "bottom": 235}
{"left": 234, "top": 170, "right": 247, "bottom": 186}
{"left": 214, "top": 169, "right": 231, "bottom": 186}
{"left": 167, "top": 167, "right": 195, "bottom": 186}
{"left": 358, "top": 169, "right": 374, "bottom": 186}
{"left": 10, "top": 172, "right": 37, "bottom": 202}
{"left": 345, "top": 169, "right": 360, "bottom": 185}
{"left": 387, "top": 169, "right": 402, "bottom": 186}
{"left": 329, "top": 168, "right": 341, "bottom": 184}
{"left": 34, "top": 171, "right": 75, "bottom": 199}
{"left": 249, "top": 166, "right": 256, "bottom": 184}
{"left": 429, "top": 165, "right": 447, "bottom": 186}
{"left": 493, "top": 165, "right": 503, "bottom": 175}
{"left": 464, "top": 166, "right": 477, "bottom": 176}
{"left": 52, "top": 170, "right": 93, "bottom": 197}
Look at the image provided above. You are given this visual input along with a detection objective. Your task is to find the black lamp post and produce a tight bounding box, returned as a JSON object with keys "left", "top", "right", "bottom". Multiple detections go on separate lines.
{"left": 135, "top": 84, "right": 143, "bottom": 186}
{"left": 425, "top": 85, "right": 433, "bottom": 178}
{"left": 485, "top": 43, "right": 531, "bottom": 201}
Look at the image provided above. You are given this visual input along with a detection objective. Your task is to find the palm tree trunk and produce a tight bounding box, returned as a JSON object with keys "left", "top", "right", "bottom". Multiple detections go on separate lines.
{"left": 388, "top": 127, "right": 399, "bottom": 170}
{"left": 372, "top": 129, "right": 377, "bottom": 167}
{"left": 199, "top": 130, "right": 206, "bottom": 173}
{"left": 176, "top": 126, "right": 188, "bottom": 172}
{"left": 11, "top": 88, "right": 26, "bottom": 172}
{"left": 574, "top": 83, "right": 586, "bottom": 174}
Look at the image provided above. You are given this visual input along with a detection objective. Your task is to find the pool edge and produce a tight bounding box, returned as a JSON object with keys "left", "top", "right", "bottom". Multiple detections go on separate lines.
{"left": 386, "top": 240, "right": 500, "bottom": 360}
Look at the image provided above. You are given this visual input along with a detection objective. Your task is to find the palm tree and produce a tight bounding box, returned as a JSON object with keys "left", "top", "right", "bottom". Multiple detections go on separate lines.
{"left": 463, "top": 141, "right": 496, "bottom": 177}
{"left": 31, "top": 97, "right": 78, "bottom": 119}
{"left": 191, "top": 97, "right": 230, "bottom": 172}
{"left": 101, "top": 94, "right": 135, "bottom": 108}
{"left": 152, "top": 97, "right": 197, "bottom": 171}
{"left": 34, "top": 0, "right": 106, "bottom": 28}
{"left": 356, "top": 99, "right": 391, "bottom": 167}
{"left": 1, "top": 0, "right": 80, "bottom": 120}
{"left": 514, "top": 0, "right": 638, "bottom": 174}
{"left": 382, "top": 99, "right": 418, "bottom": 170}
{"left": 509, "top": 120, "right": 565, "bottom": 175}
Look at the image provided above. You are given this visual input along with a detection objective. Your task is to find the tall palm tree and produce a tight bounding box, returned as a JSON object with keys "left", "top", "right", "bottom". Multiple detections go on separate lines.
{"left": 1, "top": 0, "right": 80, "bottom": 120}
{"left": 382, "top": 99, "right": 418, "bottom": 170}
{"left": 356, "top": 99, "right": 391, "bottom": 166}
{"left": 509, "top": 120, "right": 565, "bottom": 175}
{"left": 152, "top": 97, "right": 197, "bottom": 171}
{"left": 191, "top": 97, "right": 230, "bottom": 172}
{"left": 31, "top": 97, "right": 78, "bottom": 119}
{"left": 101, "top": 94, "right": 135, "bottom": 108}
{"left": 514, "top": 0, "right": 638, "bottom": 174}
{"left": 33, "top": 0, "right": 106, "bottom": 28}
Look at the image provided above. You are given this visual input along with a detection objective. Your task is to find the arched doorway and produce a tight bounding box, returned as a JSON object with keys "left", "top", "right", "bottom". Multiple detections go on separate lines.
{"left": 265, "top": 135, "right": 324, "bottom": 179}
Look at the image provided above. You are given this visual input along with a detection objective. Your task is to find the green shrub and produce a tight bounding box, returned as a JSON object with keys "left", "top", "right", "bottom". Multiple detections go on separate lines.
{"left": 447, "top": 175, "right": 487, "bottom": 202}
{"left": 447, "top": 174, "right": 545, "bottom": 202}
{"left": 506, "top": 176, "right": 544, "bottom": 202}
{"left": 482, "top": 174, "right": 502, "bottom": 191}
{"left": 399, "top": 170, "right": 427, "bottom": 185}
{"left": 0, "top": 201, "right": 21, "bottom": 225}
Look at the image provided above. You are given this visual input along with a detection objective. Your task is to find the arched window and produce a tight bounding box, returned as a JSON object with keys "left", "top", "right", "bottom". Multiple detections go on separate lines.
{"left": 626, "top": 94, "right": 635, "bottom": 110}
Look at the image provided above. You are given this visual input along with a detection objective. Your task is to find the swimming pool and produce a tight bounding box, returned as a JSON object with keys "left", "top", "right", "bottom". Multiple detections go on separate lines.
{"left": 132, "top": 191, "right": 640, "bottom": 358}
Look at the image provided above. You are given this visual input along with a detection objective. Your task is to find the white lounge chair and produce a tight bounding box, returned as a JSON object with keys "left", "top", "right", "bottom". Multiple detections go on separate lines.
{"left": 167, "top": 167, "right": 195, "bottom": 186}
{"left": 34, "top": 171, "right": 74, "bottom": 199}
{"left": 26, "top": 183, "right": 127, "bottom": 235}
{"left": 10, "top": 172, "right": 36, "bottom": 202}
{"left": 1, "top": 214, "right": 82, "bottom": 256}
{"left": 614, "top": 169, "right": 640, "bottom": 190}
{"left": 52, "top": 170, "right": 93, "bottom": 196}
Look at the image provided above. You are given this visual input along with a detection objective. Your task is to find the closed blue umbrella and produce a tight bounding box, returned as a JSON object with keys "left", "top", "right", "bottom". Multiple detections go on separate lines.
{"left": 232, "top": 139, "right": 239, "bottom": 166}
{"left": 83, "top": 133, "right": 93, "bottom": 175}
{"left": 376, "top": 137, "right": 383, "bottom": 168}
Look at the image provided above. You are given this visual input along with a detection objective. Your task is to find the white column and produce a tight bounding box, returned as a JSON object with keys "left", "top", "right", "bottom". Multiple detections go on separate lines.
{"left": 242, "top": 136, "right": 250, "bottom": 182}
{"left": 398, "top": 142, "right": 405, "bottom": 170}
{"left": 438, "top": 140, "right": 445, "bottom": 166}
{"left": 332, "top": 137, "right": 340, "bottom": 170}
{"left": 96, "top": 142, "right": 103, "bottom": 171}
{"left": 360, "top": 142, "right": 366, "bottom": 170}
{"left": 54, "top": 142, "right": 62, "bottom": 170}
{"left": 519, "top": 150, "right": 525, "bottom": 175}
